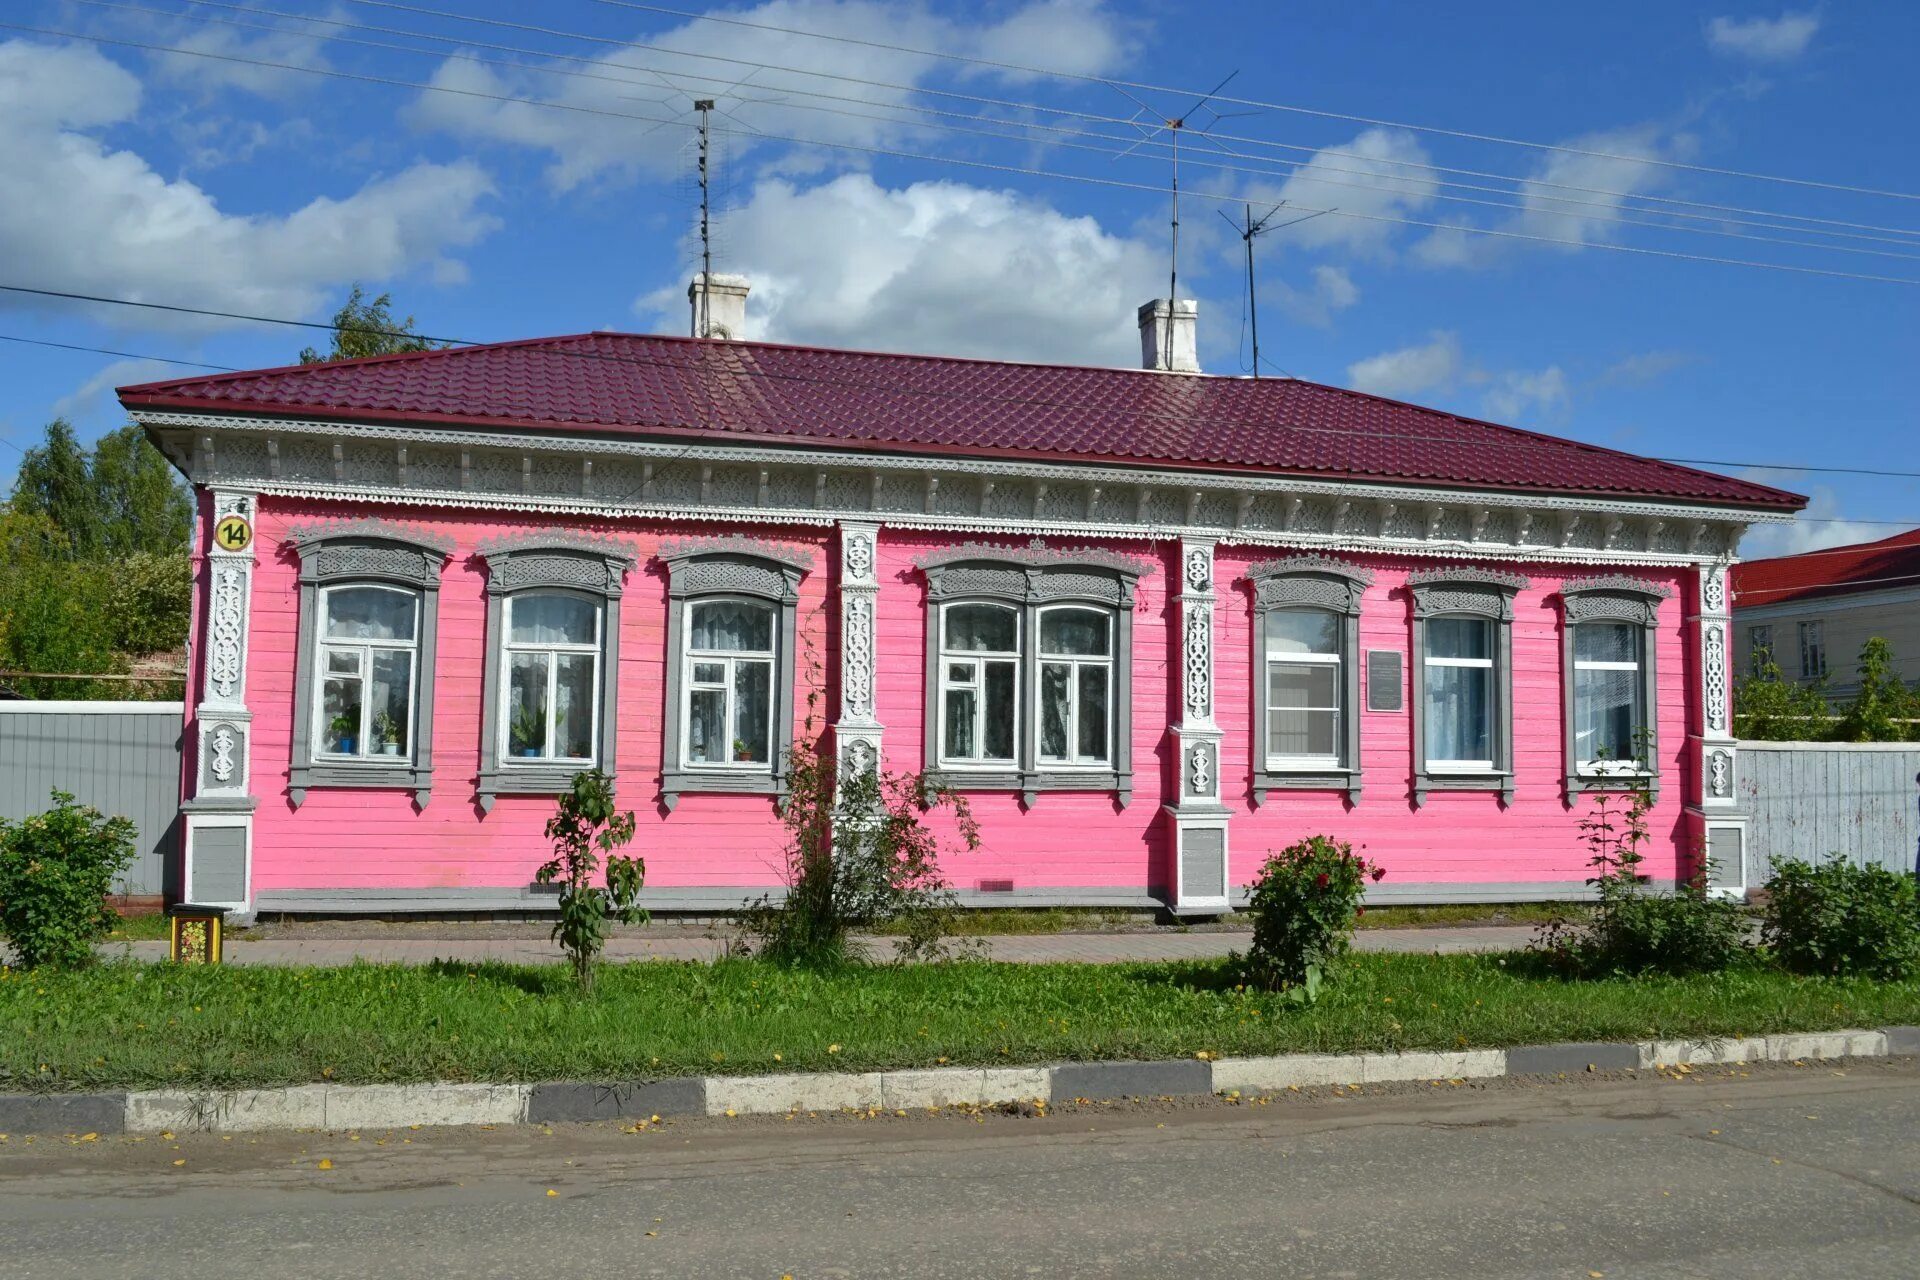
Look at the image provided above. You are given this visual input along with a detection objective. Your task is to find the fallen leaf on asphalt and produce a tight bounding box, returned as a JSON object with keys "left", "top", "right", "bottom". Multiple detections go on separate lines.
{"left": 172, "top": 1159, "right": 185, "bottom": 1167}
{"left": 546, "top": 1189, "right": 558, "bottom": 1197}
{"left": 317, "top": 1159, "right": 333, "bottom": 1170}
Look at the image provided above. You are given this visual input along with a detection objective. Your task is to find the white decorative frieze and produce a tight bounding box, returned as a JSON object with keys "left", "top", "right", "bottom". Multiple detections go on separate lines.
{"left": 1704, "top": 622, "right": 1729, "bottom": 737}
{"left": 834, "top": 523, "right": 884, "bottom": 789}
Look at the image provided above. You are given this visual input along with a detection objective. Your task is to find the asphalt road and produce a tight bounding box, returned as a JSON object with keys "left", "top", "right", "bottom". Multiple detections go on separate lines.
{"left": 4, "top": 1060, "right": 1919, "bottom": 1279}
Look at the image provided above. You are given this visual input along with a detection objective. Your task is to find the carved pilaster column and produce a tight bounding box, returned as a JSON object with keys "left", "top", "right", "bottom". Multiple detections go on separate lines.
{"left": 1693, "top": 561, "right": 1747, "bottom": 894}
{"left": 834, "top": 522, "right": 883, "bottom": 791}
{"left": 1166, "top": 537, "right": 1231, "bottom": 913}
{"left": 182, "top": 489, "right": 259, "bottom": 915}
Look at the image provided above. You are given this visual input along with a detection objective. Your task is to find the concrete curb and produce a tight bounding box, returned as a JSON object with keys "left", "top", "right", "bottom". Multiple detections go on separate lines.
{"left": 4, "top": 1028, "right": 1913, "bottom": 1135}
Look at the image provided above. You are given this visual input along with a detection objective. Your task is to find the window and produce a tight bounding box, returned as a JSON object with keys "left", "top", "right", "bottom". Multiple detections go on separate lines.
{"left": 287, "top": 526, "right": 451, "bottom": 809}
{"left": 1265, "top": 609, "right": 1342, "bottom": 766}
{"left": 1037, "top": 606, "right": 1113, "bottom": 766}
{"left": 938, "top": 603, "right": 1018, "bottom": 765}
{"left": 1558, "top": 575, "right": 1670, "bottom": 801}
{"left": 1244, "top": 557, "right": 1370, "bottom": 805}
{"left": 1572, "top": 622, "right": 1644, "bottom": 769}
{"left": 316, "top": 585, "right": 418, "bottom": 760}
{"left": 1408, "top": 568, "right": 1529, "bottom": 807}
{"left": 1748, "top": 624, "right": 1774, "bottom": 675}
{"left": 682, "top": 599, "right": 776, "bottom": 767}
{"left": 501, "top": 593, "right": 600, "bottom": 764}
{"left": 1799, "top": 620, "right": 1826, "bottom": 679}
{"left": 918, "top": 546, "right": 1146, "bottom": 806}
{"left": 659, "top": 539, "right": 812, "bottom": 810}
{"left": 476, "top": 538, "right": 632, "bottom": 812}
{"left": 1425, "top": 616, "right": 1496, "bottom": 769}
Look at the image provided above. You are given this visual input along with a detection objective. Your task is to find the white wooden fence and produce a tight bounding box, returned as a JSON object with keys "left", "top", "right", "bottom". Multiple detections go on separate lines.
{"left": 1740, "top": 741, "right": 1920, "bottom": 880}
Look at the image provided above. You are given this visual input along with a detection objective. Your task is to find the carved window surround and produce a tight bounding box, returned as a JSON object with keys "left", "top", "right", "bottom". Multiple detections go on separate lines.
{"left": 658, "top": 537, "right": 812, "bottom": 812}
{"left": 1559, "top": 575, "right": 1674, "bottom": 803}
{"left": 1244, "top": 556, "right": 1372, "bottom": 806}
{"left": 476, "top": 535, "right": 634, "bottom": 812}
{"left": 917, "top": 542, "right": 1151, "bottom": 808}
{"left": 1408, "top": 567, "right": 1530, "bottom": 808}
{"left": 286, "top": 523, "right": 453, "bottom": 808}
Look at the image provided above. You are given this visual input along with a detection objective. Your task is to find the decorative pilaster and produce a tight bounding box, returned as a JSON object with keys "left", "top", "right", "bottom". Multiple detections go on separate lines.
{"left": 183, "top": 489, "right": 258, "bottom": 915}
{"left": 1694, "top": 561, "right": 1747, "bottom": 894}
{"left": 834, "top": 522, "right": 883, "bottom": 790}
{"left": 1166, "top": 538, "right": 1230, "bottom": 913}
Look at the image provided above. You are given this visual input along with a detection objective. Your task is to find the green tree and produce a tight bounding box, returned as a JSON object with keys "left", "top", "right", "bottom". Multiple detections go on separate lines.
{"left": 298, "top": 284, "right": 447, "bottom": 363}
{"left": 0, "top": 508, "right": 126, "bottom": 697}
{"left": 9, "top": 420, "right": 94, "bottom": 556}
{"left": 9, "top": 420, "right": 189, "bottom": 558}
{"left": 1834, "top": 637, "right": 1920, "bottom": 743}
{"left": 1733, "top": 648, "right": 1834, "bottom": 741}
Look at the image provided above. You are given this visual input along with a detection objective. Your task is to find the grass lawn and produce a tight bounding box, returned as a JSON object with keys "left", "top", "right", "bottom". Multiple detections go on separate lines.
{"left": 4, "top": 954, "right": 1917, "bottom": 1093}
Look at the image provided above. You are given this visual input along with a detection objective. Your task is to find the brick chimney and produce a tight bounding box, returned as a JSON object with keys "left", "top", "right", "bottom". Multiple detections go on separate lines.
{"left": 688, "top": 273, "right": 750, "bottom": 340}
{"left": 1137, "top": 298, "right": 1200, "bottom": 373}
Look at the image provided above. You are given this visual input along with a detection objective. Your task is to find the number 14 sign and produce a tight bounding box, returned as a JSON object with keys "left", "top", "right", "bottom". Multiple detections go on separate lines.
{"left": 213, "top": 513, "right": 253, "bottom": 552}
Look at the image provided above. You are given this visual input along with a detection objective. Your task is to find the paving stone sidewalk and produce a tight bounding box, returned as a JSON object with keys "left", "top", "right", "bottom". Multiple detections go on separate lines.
{"left": 107, "top": 924, "right": 1534, "bottom": 967}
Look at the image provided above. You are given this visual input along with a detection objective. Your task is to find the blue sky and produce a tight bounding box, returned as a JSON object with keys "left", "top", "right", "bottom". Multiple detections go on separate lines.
{"left": 1, "top": 0, "right": 1915, "bottom": 557}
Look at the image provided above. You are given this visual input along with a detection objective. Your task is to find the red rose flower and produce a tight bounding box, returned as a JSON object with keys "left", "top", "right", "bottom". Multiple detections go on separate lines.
{"left": 1370, "top": 867, "right": 1385, "bottom": 882}
{"left": 1314, "top": 872, "right": 1330, "bottom": 889}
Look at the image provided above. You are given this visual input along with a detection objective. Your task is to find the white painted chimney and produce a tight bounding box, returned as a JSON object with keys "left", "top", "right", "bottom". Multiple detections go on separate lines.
{"left": 1137, "top": 298, "right": 1200, "bottom": 373}
{"left": 688, "top": 272, "right": 750, "bottom": 340}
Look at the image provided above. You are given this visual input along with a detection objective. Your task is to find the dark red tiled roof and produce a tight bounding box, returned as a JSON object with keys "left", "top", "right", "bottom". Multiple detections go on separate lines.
{"left": 118, "top": 331, "right": 1803, "bottom": 511}
{"left": 1732, "top": 527, "right": 1920, "bottom": 607}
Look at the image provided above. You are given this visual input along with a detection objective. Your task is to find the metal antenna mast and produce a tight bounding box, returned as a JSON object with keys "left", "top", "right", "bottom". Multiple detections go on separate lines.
{"left": 694, "top": 98, "right": 715, "bottom": 338}
{"left": 1218, "top": 203, "right": 1331, "bottom": 378}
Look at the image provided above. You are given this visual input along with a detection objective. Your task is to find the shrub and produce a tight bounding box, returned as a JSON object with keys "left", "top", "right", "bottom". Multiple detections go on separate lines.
{"left": 0, "top": 789, "right": 138, "bottom": 969}
{"left": 1761, "top": 857, "right": 1920, "bottom": 980}
{"left": 741, "top": 729, "right": 978, "bottom": 970}
{"left": 535, "top": 770, "right": 647, "bottom": 993}
{"left": 1532, "top": 756, "right": 1747, "bottom": 977}
{"left": 1238, "top": 835, "right": 1383, "bottom": 1001}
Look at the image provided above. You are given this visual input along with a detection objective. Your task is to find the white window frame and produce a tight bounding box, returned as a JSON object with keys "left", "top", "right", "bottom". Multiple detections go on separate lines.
{"left": 1423, "top": 616, "right": 1498, "bottom": 774}
{"left": 499, "top": 591, "right": 603, "bottom": 768}
{"left": 936, "top": 601, "right": 1021, "bottom": 770}
{"left": 1572, "top": 621, "right": 1646, "bottom": 777}
{"left": 1748, "top": 624, "right": 1773, "bottom": 675}
{"left": 312, "top": 583, "right": 421, "bottom": 764}
{"left": 1263, "top": 607, "right": 1344, "bottom": 772}
{"left": 679, "top": 596, "right": 779, "bottom": 772}
{"left": 1035, "top": 604, "right": 1115, "bottom": 770}
{"left": 1798, "top": 619, "right": 1826, "bottom": 679}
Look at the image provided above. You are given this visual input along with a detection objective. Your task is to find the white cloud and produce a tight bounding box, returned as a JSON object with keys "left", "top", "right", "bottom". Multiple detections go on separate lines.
{"left": 1272, "top": 264, "right": 1360, "bottom": 328}
{"left": 1707, "top": 12, "right": 1820, "bottom": 62}
{"left": 0, "top": 40, "right": 498, "bottom": 334}
{"left": 1242, "top": 128, "right": 1440, "bottom": 256}
{"left": 408, "top": 0, "right": 1133, "bottom": 192}
{"left": 1481, "top": 366, "right": 1570, "bottom": 424}
{"left": 1345, "top": 330, "right": 1462, "bottom": 400}
{"left": 1596, "top": 349, "right": 1696, "bottom": 388}
{"left": 52, "top": 359, "right": 174, "bottom": 422}
{"left": 636, "top": 173, "right": 1162, "bottom": 364}
{"left": 142, "top": 13, "right": 334, "bottom": 99}
{"left": 1734, "top": 470, "right": 1885, "bottom": 559}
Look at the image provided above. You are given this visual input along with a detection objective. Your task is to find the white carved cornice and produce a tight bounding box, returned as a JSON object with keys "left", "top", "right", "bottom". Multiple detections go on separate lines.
{"left": 913, "top": 538, "right": 1156, "bottom": 578}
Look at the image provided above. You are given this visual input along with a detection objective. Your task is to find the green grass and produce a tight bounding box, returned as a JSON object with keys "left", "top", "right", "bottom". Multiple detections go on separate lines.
{"left": 4, "top": 954, "right": 1917, "bottom": 1092}
{"left": 1355, "top": 902, "right": 1573, "bottom": 930}
{"left": 102, "top": 913, "right": 172, "bottom": 943}
{"left": 870, "top": 908, "right": 1145, "bottom": 936}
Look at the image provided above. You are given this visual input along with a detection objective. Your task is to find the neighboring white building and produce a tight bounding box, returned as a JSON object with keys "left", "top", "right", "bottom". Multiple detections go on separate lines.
{"left": 1732, "top": 529, "right": 1920, "bottom": 698}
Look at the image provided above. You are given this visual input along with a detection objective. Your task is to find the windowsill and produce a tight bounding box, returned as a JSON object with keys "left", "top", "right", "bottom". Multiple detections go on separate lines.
{"left": 289, "top": 759, "right": 432, "bottom": 809}
{"left": 1568, "top": 767, "right": 1660, "bottom": 798}
{"left": 660, "top": 766, "right": 786, "bottom": 813}
{"left": 1251, "top": 766, "right": 1361, "bottom": 805}
{"left": 1413, "top": 769, "right": 1515, "bottom": 808}
{"left": 924, "top": 767, "right": 1131, "bottom": 807}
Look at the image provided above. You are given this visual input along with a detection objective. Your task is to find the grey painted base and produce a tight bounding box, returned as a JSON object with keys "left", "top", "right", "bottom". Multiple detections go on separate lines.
{"left": 250, "top": 879, "right": 1601, "bottom": 917}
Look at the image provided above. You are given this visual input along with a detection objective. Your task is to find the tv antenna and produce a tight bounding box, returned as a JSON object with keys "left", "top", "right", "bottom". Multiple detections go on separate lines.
{"left": 695, "top": 98, "right": 715, "bottom": 338}
{"left": 1217, "top": 203, "right": 1333, "bottom": 378}
{"left": 1110, "top": 70, "right": 1248, "bottom": 368}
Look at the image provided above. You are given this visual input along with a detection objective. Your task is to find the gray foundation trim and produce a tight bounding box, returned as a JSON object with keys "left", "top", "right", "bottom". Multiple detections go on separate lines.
{"left": 1244, "top": 557, "right": 1370, "bottom": 806}
{"left": 1409, "top": 569, "right": 1528, "bottom": 808}
{"left": 658, "top": 544, "right": 808, "bottom": 813}
{"left": 287, "top": 527, "right": 451, "bottom": 809}
{"left": 1559, "top": 578, "right": 1671, "bottom": 803}
{"left": 920, "top": 548, "right": 1145, "bottom": 808}
{"left": 526, "top": 1078, "right": 706, "bottom": 1122}
{"left": 476, "top": 541, "right": 633, "bottom": 812}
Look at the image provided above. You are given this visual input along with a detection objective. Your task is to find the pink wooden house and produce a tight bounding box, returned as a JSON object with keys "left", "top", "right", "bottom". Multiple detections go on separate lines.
{"left": 119, "top": 279, "right": 1802, "bottom": 919}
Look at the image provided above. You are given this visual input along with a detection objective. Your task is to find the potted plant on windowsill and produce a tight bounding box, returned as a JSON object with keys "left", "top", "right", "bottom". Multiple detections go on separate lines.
{"left": 510, "top": 707, "right": 544, "bottom": 759}
{"left": 329, "top": 713, "right": 357, "bottom": 756}
{"left": 372, "top": 710, "right": 403, "bottom": 757}
{"left": 732, "top": 738, "right": 754, "bottom": 762}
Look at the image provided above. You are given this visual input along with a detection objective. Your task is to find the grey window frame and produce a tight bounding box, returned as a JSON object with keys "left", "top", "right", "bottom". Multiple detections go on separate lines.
{"left": 1559, "top": 575, "right": 1672, "bottom": 802}
{"left": 1748, "top": 623, "right": 1773, "bottom": 675}
{"left": 1408, "top": 567, "right": 1530, "bottom": 808}
{"left": 659, "top": 538, "right": 812, "bottom": 812}
{"left": 1798, "top": 619, "right": 1826, "bottom": 679}
{"left": 476, "top": 536, "right": 633, "bottom": 813}
{"left": 1244, "top": 556, "right": 1371, "bottom": 806}
{"left": 287, "top": 524, "right": 451, "bottom": 809}
{"left": 918, "top": 546, "right": 1147, "bottom": 808}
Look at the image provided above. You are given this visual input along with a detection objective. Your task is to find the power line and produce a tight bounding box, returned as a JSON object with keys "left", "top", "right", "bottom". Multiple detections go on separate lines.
{"left": 0, "top": 333, "right": 235, "bottom": 371}
{"left": 577, "top": 0, "right": 1920, "bottom": 204}
{"left": 14, "top": 18, "right": 1920, "bottom": 289}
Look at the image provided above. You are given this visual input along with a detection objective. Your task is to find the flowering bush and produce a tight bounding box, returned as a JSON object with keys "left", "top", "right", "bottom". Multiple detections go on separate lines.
{"left": 0, "top": 789, "right": 137, "bottom": 969}
{"left": 1238, "top": 835, "right": 1382, "bottom": 1000}
{"left": 1761, "top": 857, "right": 1920, "bottom": 980}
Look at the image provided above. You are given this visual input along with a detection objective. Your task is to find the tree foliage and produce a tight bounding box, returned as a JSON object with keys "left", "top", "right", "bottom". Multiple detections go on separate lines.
{"left": 0, "top": 789, "right": 139, "bottom": 970}
{"left": 1736, "top": 637, "right": 1920, "bottom": 743}
{"left": 535, "top": 770, "right": 647, "bottom": 993}
{"left": 10, "top": 421, "right": 189, "bottom": 558}
{"left": 299, "top": 284, "right": 448, "bottom": 363}
{"left": 1834, "top": 637, "right": 1920, "bottom": 743}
